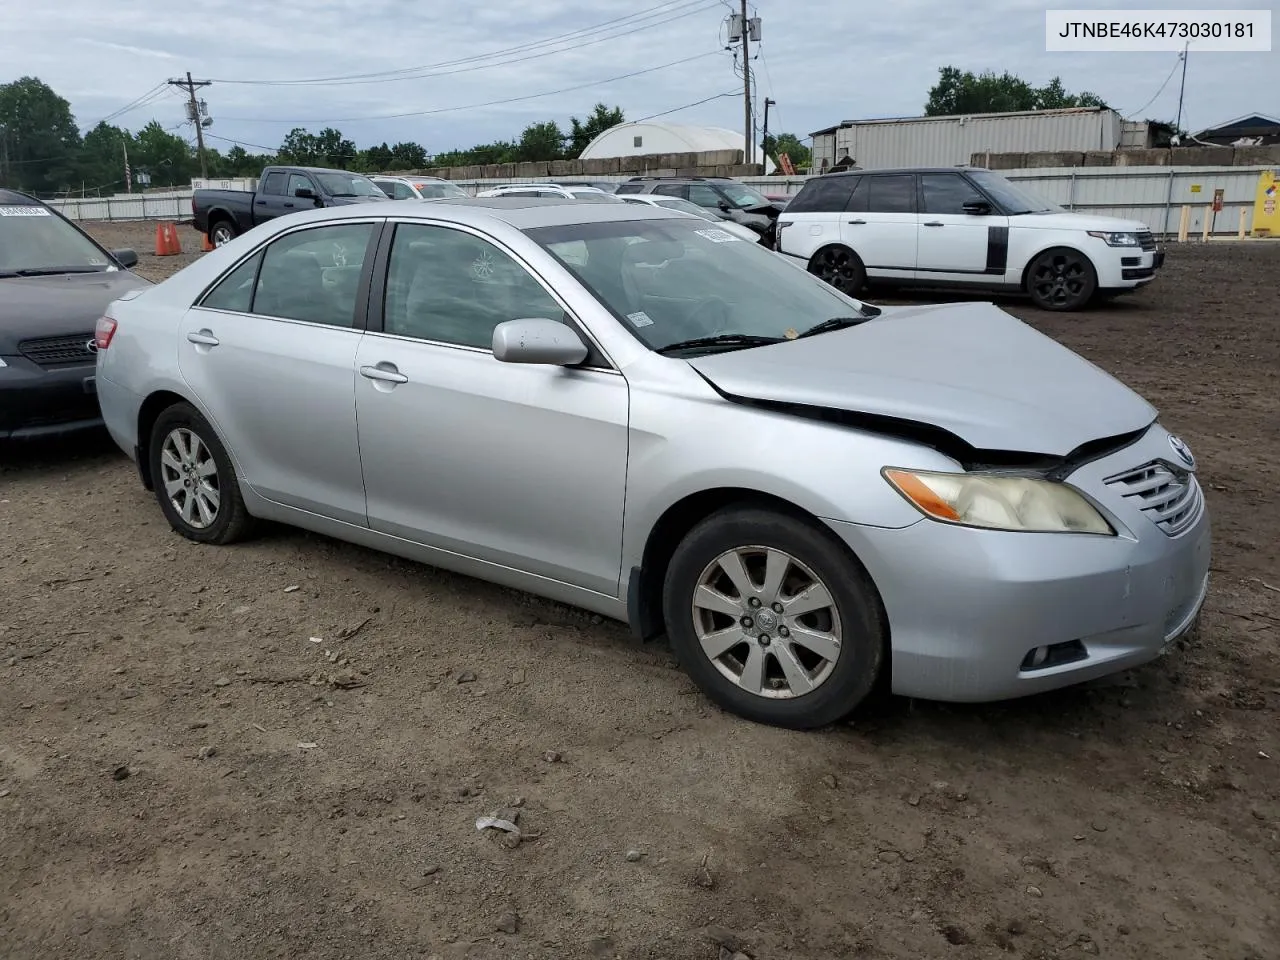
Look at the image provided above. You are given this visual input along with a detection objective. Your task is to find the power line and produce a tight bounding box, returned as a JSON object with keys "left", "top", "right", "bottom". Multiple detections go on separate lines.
{"left": 638, "top": 89, "right": 739, "bottom": 121}
{"left": 1123, "top": 52, "right": 1183, "bottom": 119}
{"left": 217, "top": 50, "right": 727, "bottom": 124}
{"left": 211, "top": 0, "right": 716, "bottom": 86}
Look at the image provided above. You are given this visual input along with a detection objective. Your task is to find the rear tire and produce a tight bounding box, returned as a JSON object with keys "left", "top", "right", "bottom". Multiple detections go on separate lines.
{"left": 1026, "top": 247, "right": 1097, "bottom": 311}
{"left": 662, "top": 506, "right": 886, "bottom": 730}
{"left": 209, "top": 219, "right": 238, "bottom": 247}
{"left": 148, "top": 402, "right": 254, "bottom": 545}
{"left": 808, "top": 245, "right": 867, "bottom": 296}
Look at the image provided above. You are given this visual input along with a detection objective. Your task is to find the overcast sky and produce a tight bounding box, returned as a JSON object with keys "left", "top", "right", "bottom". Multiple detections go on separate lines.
{"left": 3, "top": 0, "right": 1273, "bottom": 155}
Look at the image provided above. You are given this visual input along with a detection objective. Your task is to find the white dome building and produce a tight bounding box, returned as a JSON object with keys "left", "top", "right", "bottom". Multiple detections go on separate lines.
{"left": 578, "top": 121, "right": 774, "bottom": 172}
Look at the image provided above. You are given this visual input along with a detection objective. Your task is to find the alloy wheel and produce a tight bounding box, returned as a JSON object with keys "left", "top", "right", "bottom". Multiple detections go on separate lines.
{"left": 160, "top": 427, "right": 221, "bottom": 529}
{"left": 1030, "top": 252, "right": 1089, "bottom": 308}
{"left": 691, "top": 546, "right": 842, "bottom": 699}
{"left": 211, "top": 224, "right": 234, "bottom": 247}
{"left": 814, "top": 248, "right": 860, "bottom": 292}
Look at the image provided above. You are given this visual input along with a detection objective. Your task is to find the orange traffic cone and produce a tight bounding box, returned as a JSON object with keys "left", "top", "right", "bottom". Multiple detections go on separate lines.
{"left": 165, "top": 223, "right": 182, "bottom": 255}
{"left": 201, "top": 232, "right": 214, "bottom": 252}
{"left": 154, "top": 222, "right": 182, "bottom": 257}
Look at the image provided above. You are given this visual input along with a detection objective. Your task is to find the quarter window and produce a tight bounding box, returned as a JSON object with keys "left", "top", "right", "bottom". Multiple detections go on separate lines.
{"left": 382, "top": 223, "right": 567, "bottom": 349}
{"left": 252, "top": 223, "right": 376, "bottom": 327}
{"left": 200, "top": 251, "right": 262, "bottom": 313}
{"left": 865, "top": 175, "right": 916, "bottom": 214}
{"left": 921, "top": 174, "right": 987, "bottom": 215}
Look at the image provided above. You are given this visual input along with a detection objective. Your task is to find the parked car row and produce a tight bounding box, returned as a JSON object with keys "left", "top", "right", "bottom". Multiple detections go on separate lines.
{"left": 78, "top": 194, "right": 1206, "bottom": 731}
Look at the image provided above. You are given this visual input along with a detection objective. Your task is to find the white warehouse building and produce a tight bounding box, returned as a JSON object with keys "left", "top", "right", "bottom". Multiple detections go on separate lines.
{"left": 810, "top": 107, "right": 1152, "bottom": 171}
{"left": 579, "top": 121, "right": 776, "bottom": 172}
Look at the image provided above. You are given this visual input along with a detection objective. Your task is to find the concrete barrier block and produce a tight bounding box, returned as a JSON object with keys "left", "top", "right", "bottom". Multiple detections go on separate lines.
{"left": 1170, "top": 147, "right": 1225, "bottom": 166}
{"left": 1083, "top": 151, "right": 1116, "bottom": 167}
{"left": 1232, "top": 145, "right": 1280, "bottom": 166}
{"left": 514, "top": 161, "right": 549, "bottom": 179}
{"left": 548, "top": 159, "right": 579, "bottom": 176}
{"left": 1116, "top": 149, "right": 1170, "bottom": 166}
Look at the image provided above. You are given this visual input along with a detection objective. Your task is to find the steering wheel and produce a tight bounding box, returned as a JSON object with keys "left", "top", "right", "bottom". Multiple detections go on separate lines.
{"left": 685, "top": 296, "right": 732, "bottom": 337}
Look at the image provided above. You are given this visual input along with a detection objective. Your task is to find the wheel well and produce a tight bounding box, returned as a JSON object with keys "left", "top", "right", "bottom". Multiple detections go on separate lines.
{"left": 135, "top": 390, "right": 188, "bottom": 489}
{"left": 1019, "top": 245, "right": 1098, "bottom": 292}
{"left": 808, "top": 242, "right": 862, "bottom": 269}
{"left": 206, "top": 211, "right": 234, "bottom": 234}
{"left": 633, "top": 488, "right": 841, "bottom": 640}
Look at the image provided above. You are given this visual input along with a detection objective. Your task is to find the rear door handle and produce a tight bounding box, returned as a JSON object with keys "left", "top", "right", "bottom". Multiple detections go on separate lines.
{"left": 923, "top": 221, "right": 944, "bottom": 227}
{"left": 283, "top": 203, "right": 294, "bottom": 208}
{"left": 360, "top": 363, "right": 408, "bottom": 384}
{"left": 847, "top": 219, "right": 866, "bottom": 225}
{"left": 255, "top": 199, "right": 266, "bottom": 205}
{"left": 186, "top": 330, "right": 220, "bottom": 346}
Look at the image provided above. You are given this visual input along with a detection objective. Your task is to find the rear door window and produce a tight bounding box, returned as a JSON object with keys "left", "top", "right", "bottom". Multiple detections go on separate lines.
{"left": 865, "top": 175, "right": 916, "bottom": 214}
{"left": 261, "top": 172, "right": 286, "bottom": 196}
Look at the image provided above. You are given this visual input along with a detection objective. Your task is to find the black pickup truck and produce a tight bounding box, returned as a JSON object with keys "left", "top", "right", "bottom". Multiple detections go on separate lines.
{"left": 192, "top": 165, "right": 390, "bottom": 247}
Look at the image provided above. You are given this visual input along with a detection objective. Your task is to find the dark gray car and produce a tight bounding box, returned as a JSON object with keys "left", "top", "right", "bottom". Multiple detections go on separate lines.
{"left": 0, "top": 190, "right": 150, "bottom": 440}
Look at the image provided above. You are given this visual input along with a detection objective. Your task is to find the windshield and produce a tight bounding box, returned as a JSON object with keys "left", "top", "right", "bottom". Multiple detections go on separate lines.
{"left": 652, "top": 197, "right": 718, "bottom": 221}
{"left": 968, "top": 170, "right": 1060, "bottom": 215}
{"left": 314, "top": 172, "right": 386, "bottom": 198}
{"left": 719, "top": 182, "right": 772, "bottom": 209}
{"left": 0, "top": 205, "right": 117, "bottom": 275}
{"left": 418, "top": 182, "right": 468, "bottom": 199}
{"left": 526, "top": 218, "right": 868, "bottom": 354}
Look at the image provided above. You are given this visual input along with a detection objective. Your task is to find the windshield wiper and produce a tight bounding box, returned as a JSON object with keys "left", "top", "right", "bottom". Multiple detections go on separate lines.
{"left": 795, "top": 312, "right": 880, "bottom": 339}
{"left": 655, "top": 334, "right": 784, "bottom": 355}
{"left": 9, "top": 266, "right": 106, "bottom": 277}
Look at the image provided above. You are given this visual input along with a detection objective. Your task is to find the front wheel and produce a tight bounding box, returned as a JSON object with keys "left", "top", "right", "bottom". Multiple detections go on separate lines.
{"left": 1026, "top": 248, "right": 1097, "bottom": 311}
{"left": 209, "top": 220, "right": 238, "bottom": 247}
{"left": 149, "top": 403, "right": 255, "bottom": 545}
{"left": 662, "top": 506, "right": 886, "bottom": 729}
{"left": 808, "top": 246, "right": 866, "bottom": 296}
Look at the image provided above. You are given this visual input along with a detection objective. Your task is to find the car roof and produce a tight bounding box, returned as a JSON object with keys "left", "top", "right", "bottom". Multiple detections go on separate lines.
{"left": 0, "top": 188, "right": 44, "bottom": 205}
{"left": 263, "top": 196, "right": 686, "bottom": 231}
{"left": 812, "top": 165, "right": 990, "bottom": 179}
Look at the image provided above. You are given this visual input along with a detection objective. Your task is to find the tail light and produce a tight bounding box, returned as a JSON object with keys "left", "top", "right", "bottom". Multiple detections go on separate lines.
{"left": 95, "top": 316, "right": 118, "bottom": 350}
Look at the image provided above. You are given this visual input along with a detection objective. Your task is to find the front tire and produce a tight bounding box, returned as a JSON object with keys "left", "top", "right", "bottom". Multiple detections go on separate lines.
{"left": 149, "top": 403, "right": 254, "bottom": 545}
{"left": 1026, "top": 247, "right": 1097, "bottom": 311}
{"left": 808, "top": 245, "right": 867, "bottom": 296}
{"left": 662, "top": 506, "right": 886, "bottom": 729}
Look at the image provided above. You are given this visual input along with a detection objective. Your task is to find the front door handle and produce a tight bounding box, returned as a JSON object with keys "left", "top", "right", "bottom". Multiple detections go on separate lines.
{"left": 255, "top": 199, "right": 267, "bottom": 205}
{"left": 283, "top": 202, "right": 294, "bottom": 208}
{"left": 186, "top": 330, "right": 220, "bottom": 346}
{"left": 847, "top": 219, "right": 866, "bottom": 225}
{"left": 923, "top": 221, "right": 944, "bottom": 227}
{"left": 360, "top": 363, "right": 408, "bottom": 384}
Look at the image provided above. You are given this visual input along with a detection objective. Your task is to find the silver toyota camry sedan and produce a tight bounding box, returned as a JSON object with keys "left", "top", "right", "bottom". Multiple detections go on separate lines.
{"left": 94, "top": 198, "right": 1210, "bottom": 729}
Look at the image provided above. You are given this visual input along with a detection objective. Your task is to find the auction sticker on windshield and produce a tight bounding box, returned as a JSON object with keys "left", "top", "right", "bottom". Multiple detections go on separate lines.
{"left": 626, "top": 311, "right": 654, "bottom": 327}
{"left": 694, "top": 228, "right": 741, "bottom": 243}
{"left": 0, "top": 206, "right": 52, "bottom": 216}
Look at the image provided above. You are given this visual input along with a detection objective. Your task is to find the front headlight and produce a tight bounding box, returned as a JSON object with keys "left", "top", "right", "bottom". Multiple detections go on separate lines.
{"left": 1087, "top": 231, "right": 1139, "bottom": 247}
{"left": 883, "top": 468, "right": 1115, "bottom": 535}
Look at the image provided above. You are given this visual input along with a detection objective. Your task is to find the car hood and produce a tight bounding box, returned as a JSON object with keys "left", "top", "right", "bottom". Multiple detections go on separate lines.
{"left": 686, "top": 301, "right": 1157, "bottom": 457}
{"left": 0, "top": 270, "right": 152, "bottom": 352}
{"left": 1015, "top": 211, "right": 1152, "bottom": 233}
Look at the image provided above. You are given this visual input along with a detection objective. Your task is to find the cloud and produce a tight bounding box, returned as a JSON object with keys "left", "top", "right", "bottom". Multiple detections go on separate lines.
{"left": 2, "top": 0, "right": 1273, "bottom": 152}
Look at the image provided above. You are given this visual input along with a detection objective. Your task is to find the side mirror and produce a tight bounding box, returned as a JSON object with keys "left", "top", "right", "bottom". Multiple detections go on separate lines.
{"left": 492, "top": 318, "right": 588, "bottom": 366}
{"left": 717, "top": 201, "right": 731, "bottom": 212}
{"left": 294, "top": 186, "right": 316, "bottom": 199}
{"left": 110, "top": 248, "right": 139, "bottom": 268}
{"left": 962, "top": 200, "right": 991, "bottom": 216}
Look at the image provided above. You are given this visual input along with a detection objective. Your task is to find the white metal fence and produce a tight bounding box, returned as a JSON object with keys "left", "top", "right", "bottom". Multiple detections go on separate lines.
{"left": 45, "top": 166, "right": 1272, "bottom": 238}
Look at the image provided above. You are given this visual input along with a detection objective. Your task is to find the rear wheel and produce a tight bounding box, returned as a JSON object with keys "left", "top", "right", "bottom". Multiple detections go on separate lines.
{"left": 1026, "top": 248, "right": 1096, "bottom": 311}
{"left": 148, "top": 403, "right": 254, "bottom": 545}
{"left": 808, "top": 246, "right": 866, "bottom": 296}
{"left": 209, "top": 220, "right": 238, "bottom": 247}
{"left": 662, "top": 506, "right": 886, "bottom": 729}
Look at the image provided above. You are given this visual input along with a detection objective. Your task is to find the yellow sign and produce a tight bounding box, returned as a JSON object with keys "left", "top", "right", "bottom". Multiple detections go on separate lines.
{"left": 1190, "top": 184, "right": 1202, "bottom": 193}
{"left": 1253, "top": 170, "right": 1280, "bottom": 237}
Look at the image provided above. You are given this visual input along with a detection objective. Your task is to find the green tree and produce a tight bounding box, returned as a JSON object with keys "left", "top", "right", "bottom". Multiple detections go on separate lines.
{"left": 568, "top": 103, "right": 624, "bottom": 157}
{"left": 361, "top": 142, "right": 393, "bottom": 172}
{"left": 279, "top": 127, "right": 356, "bottom": 168}
{"left": 388, "top": 141, "right": 427, "bottom": 169}
{"left": 133, "top": 120, "right": 193, "bottom": 187}
{"left": 79, "top": 121, "right": 134, "bottom": 191}
{"left": 515, "top": 121, "right": 566, "bottom": 162}
{"left": 925, "top": 67, "right": 1106, "bottom": 116}
{"left": 0, "top": 76, "right": 82, "bottom": 192}
{"left": 763, "top": 132, "right": 810, "bottom": 170}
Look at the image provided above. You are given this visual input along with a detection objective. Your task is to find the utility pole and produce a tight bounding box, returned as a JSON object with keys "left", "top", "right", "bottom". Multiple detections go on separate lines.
{"left": 169, "top": 72, "right": 212, "bottom": 179}
{"left": 762, "top": 97, "right": 776, "bottom": 161}
{"left": 740, "top": 0, "right": 752, "bottom": 165}
{"left": 1174, "top": 43, "right": 1188, "bottom": 136}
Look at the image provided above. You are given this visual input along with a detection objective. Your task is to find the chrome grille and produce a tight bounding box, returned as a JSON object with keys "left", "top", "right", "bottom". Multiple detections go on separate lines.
{"left": 19, "top": 334, "right": 95, "bottom": 368}
{"left": 1137, "top": 230, "right": 1157, "bottom": 251}
{"left": 1104, "top": 461, "right": 1203, "bottom": 536}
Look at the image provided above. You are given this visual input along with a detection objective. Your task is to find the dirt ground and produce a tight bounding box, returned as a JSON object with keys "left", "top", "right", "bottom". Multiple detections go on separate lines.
{"left": 2, "top": 220, "right": 1277, "bottom": 960}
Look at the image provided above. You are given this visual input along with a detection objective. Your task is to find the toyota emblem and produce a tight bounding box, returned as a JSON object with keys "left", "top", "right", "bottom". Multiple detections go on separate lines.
{"left": 85, "top": 338, "right": 99, "bottom": 354}
{"left": 1168, "top": 435, "right": 1195, "bottom": 469}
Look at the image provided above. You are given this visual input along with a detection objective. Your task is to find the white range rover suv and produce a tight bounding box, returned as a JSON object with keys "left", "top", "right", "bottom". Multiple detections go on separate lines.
{"left": 775, "top": 166, "right": 1164, "bottom": 311}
